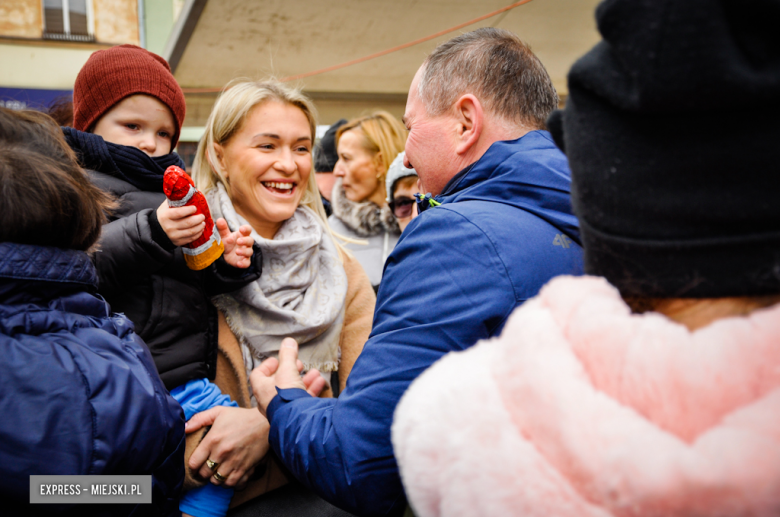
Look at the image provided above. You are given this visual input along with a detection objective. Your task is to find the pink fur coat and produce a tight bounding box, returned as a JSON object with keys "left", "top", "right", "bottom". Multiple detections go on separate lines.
{"left": 392, "top": 276, "right": 780, "bottom": 517}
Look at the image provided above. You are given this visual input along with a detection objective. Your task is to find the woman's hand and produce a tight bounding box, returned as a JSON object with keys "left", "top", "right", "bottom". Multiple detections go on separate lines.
{"left": 217, "top": 218, "right": 254, "bottom": 269}
{"left": 156, "top": 200, "right": 205, "bottom": 246}
{"left": 185, "top": 406, "right": 269, "bottom": 487}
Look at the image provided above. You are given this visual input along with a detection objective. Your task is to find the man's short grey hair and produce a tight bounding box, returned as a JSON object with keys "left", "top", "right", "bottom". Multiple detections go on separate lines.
{"left": 418, "top": 28, "right": 558, "bottom": 129}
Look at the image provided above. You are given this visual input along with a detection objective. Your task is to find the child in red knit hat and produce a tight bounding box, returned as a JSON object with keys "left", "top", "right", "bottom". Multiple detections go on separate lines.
{"left": 62, "top": 45, "right": 259, "bottom": 517}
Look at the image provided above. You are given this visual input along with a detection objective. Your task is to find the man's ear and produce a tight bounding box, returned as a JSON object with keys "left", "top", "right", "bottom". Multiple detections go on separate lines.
{"left": 453, "top": 94, "right": 483, "bottom": 156}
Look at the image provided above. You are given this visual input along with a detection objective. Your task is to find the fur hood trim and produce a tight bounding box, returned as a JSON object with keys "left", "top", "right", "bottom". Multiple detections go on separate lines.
{"left": 331, "top": 178, "right": 400, "bottom": 237}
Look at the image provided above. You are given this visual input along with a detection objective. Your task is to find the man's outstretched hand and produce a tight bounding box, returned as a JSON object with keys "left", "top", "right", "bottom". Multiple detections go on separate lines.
{"left": 250, "top": 338, "right": 328, "bottom": 416}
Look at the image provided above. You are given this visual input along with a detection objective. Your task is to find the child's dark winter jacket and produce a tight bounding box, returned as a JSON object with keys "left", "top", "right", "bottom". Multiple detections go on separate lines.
{"left": 63, "top": 128, "right": 262, "bottom": 390}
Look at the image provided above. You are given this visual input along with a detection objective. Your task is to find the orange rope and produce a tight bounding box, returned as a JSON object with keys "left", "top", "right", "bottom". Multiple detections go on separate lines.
{"left": 182, "top": 0, "right": 535, "bottom": 94}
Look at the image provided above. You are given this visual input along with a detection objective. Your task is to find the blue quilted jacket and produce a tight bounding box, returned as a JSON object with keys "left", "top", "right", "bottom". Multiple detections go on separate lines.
{"left": 0, "top": 242, "right": 185, "bottom": 515}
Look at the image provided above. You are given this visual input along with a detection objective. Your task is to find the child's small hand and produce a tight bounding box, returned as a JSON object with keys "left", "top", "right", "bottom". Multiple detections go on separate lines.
{"left": 218, "top": 218, "right": 254, "bottom": 269}
{"left": 156, "top": 200, "right": 206, "bottom": 246}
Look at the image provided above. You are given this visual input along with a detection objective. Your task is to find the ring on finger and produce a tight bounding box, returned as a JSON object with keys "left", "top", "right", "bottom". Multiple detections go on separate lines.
{"left": 205, "top": 459, "right": 218, "bottom": 471}
{"left": 213, "top": 471, "right": 227, "bottom": 483}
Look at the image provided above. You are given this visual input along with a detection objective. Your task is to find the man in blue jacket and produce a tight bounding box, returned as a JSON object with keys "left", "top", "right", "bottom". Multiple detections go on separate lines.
{"left": 250, "top": 28, "right": 582, "bottom": 516}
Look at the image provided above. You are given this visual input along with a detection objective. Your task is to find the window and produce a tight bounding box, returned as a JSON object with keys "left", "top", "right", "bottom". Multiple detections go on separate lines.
{"left": 43, "top": 0, "right": 94, "bottom": 42}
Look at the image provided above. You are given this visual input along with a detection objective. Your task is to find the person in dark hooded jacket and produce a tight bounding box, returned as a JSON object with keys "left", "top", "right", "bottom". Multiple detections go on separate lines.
{"left": 239, "top": 28, "right": 584, "bottom": 517}
{"left": 0, "top": 107, "right": 185, "bottom": 516}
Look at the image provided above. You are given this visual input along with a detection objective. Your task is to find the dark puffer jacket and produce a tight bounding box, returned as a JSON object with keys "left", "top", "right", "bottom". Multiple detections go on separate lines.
{"left": 0, "top": 242, "right": 185, "bottom": 515}
{"left": 91, "top": 170, "right": 262, "bottom": 390}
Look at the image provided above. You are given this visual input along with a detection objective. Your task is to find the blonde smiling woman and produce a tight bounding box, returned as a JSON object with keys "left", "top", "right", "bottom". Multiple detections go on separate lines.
{"left": 181, "top": 79, "right": 374, "bottom": 516}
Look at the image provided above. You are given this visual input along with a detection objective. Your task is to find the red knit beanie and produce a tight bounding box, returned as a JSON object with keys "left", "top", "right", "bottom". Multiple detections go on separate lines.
{"left": 73, "top": 44, "right": 186, "bottom": 148}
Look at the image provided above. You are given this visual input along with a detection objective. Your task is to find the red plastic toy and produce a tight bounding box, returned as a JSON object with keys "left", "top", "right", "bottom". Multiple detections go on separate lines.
{"left": 162, "top": 165, "right": 224, "bottom": 270}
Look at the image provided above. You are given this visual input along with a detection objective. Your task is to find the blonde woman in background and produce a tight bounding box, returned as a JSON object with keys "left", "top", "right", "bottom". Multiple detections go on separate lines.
{"left": 330, "top": 111, "right": 407, "bottom": 291}
{"left": 182, "top": 79, "right": 375, "bottom": 514}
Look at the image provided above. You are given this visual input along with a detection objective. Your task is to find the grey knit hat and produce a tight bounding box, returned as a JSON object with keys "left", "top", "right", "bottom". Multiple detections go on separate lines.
{"left": 385, "top": 151, "right": 418, "bottom": 203}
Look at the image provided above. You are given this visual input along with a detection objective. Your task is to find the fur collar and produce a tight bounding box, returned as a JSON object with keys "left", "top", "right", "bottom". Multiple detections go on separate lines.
{"left": 331, "top": 178, "right": 400, "bottom": 237}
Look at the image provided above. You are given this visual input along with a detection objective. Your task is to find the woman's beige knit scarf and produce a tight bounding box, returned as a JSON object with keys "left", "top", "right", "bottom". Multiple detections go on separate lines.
{"left": 207, "top": 182, "right": 347, "bottom": 384}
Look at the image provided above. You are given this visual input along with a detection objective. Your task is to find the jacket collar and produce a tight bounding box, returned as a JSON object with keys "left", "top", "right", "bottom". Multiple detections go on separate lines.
{"left": 0, "top": 242, "right": 98, "bottom": 288}
{"left": 439, "top": 162, "right": 476, "bottom": 198}
{"left": 437, "top": 131, "right": 557, "bottom": 202}
{"left": 420, "top": 131, "right": 556, "bottom": 208}
{"left": 415, "top": 131, "right": 581, "bottom": 244}
{"left": 416, "top": 161, "right": 476, "bottom": 214}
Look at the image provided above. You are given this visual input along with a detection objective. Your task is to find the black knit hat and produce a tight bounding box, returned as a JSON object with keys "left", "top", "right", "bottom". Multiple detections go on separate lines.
{"left": 314, "top": 119, "right": 347, "bottom": 173}
{"left": 548, "top": 0, "right": 780, "bottom": 298}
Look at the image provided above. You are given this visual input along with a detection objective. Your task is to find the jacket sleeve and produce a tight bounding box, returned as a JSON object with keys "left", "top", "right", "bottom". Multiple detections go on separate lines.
{"left": 92, "top": 209, "right": 177, "bottom": 297}
{"left": 203, "top": 243, "right": 263, "bottom": 297}
{"left": 265, "top": 208, "right": 518, "bottom": 517}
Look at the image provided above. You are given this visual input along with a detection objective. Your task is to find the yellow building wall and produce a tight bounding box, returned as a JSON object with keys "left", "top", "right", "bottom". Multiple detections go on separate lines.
{"left": 93, "top": 0, "right": 139, "bottom": 45}
{"left": 0, "top": 0, "right": 42, "bottom": 39}
{"left": 0, "top": 41, "right": 107, "bottom": 89}
{"left": 0, "top": 0, "right": 139, "bottom": 91}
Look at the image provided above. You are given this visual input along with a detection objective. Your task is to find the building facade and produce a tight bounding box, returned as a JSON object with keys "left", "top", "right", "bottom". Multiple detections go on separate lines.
{"left": 0, "top": 0, "right": 179, "bottom": 118}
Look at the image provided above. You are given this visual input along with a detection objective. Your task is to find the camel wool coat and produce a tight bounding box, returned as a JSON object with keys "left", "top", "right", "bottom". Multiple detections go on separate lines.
{"left": 184, "top": 251, "right": 376, "bottom": 506}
